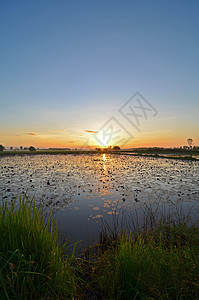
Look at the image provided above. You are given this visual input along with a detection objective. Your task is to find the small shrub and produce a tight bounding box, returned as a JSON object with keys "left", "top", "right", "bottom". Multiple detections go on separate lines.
{"left": 29, "top": 146, "right": 36, "bottom": 151}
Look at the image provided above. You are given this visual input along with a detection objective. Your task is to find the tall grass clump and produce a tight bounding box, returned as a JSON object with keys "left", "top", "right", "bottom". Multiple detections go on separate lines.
{"left": 93, "top": 222, "right": 199, "bottom": 299}
{"left": 0, "top": 196, "right": 76, "bottom": 300}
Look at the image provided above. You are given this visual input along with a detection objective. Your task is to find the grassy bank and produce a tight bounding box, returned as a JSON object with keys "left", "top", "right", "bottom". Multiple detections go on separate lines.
{"left": 121, "top": 147, "right": 199, "bottom": 156}
{"left": 0, "top": 149, "right": 95, "bottom": 156}
{"left": 0, "top": 197, "right": 76, "bottom": 299}
{"left": 117, "top": 152, "right": 199, "bottom": 161}
{"left": 0, "top": 148, "right": 199, "bottom": 161}
{"left": 0, "top": 196, "right": 199, "bottom": 299}
{"left": 89, "top": 223, "right": 199, "bottom": 299}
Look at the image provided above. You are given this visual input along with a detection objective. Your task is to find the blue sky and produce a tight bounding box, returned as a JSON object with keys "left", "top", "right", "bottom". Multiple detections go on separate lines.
{"left": 0, "top": 0, "right": 199, "bottom": 148}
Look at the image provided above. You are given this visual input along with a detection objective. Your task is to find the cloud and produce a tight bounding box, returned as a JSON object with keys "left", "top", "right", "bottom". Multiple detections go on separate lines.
{"left": 27, "top": 132, "right": 38, "bottom": 136}
{"left": 84, "top": 130, "right": 98, "bottom": 134}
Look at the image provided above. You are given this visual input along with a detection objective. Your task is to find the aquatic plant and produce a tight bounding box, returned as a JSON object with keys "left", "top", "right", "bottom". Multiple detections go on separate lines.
{"left": 79, "top": 203, "right": 199, "bottom": 299}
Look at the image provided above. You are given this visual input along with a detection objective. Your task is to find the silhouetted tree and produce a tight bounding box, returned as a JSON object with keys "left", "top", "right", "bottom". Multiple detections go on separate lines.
{"left": 113, "top": 146, "right": 120, "bottom": 150}
{"left": 0, "top": 145, "right": 5, "bottom": 151}
{"left": 187, "top": 138, "right": 193, "bottom": 148}
{"left": 20, "top": 146, "right": 23, "bottom": 150}
{"left": 10, "top": 146, "right": 13, "bottom": 150}
{"left": 29, "top": 146, "right": 36, "bottom": 151}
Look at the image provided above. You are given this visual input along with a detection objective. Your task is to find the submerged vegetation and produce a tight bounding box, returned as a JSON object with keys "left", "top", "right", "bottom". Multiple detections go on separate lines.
{"left": 0, "top": 196, "right": 199, "bottom": 299}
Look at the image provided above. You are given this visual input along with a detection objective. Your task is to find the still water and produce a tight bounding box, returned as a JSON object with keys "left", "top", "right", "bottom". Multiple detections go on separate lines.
{"left": 0, "top": 154, "right": 199, "bottom": 245}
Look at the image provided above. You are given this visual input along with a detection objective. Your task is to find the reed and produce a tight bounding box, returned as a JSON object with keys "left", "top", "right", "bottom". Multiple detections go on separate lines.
{"left": 89, "top": 206, "right": 199, "bottom": 299}
{"left": 1, "top": 196, "right": 199, "bottom": 299}
{"left": 0, "top": 195, "right": 76, "bottom": 300}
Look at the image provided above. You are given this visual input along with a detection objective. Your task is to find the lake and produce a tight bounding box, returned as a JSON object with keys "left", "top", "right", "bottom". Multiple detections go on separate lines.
{"left": 1, "top": 154, "right": 199, "bottom": 246}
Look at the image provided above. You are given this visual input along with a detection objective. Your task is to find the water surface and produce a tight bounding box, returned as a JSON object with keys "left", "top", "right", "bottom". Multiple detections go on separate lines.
{"left": 1, "top": 154, "right": 199, "bottom": 245}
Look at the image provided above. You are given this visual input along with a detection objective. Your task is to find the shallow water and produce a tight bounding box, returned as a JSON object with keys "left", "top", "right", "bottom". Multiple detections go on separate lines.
{"left": 1, "top": 154, "right": 199, "bottom": 245}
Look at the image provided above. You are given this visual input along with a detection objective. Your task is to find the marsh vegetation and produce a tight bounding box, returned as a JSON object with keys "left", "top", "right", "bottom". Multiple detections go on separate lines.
{"left": 0, "top": 196, "right": 199, "bottom": 299}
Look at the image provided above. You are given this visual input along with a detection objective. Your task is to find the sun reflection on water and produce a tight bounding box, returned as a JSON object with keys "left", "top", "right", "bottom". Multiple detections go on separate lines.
{"left": 102, "top": 153, "right": 106, "bottom": 161}
{"left": 102, "top": 153, "right": 107, "bottom": 171}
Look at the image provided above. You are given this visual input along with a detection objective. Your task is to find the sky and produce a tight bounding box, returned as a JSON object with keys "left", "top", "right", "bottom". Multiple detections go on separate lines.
{"left": 0, "top": 0, "right": 199, "bottom": 149}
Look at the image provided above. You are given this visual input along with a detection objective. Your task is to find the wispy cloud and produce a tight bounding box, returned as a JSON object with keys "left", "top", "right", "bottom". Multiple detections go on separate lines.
{"left": 84, "top": 130, "right": 98, "bottom": 134}
{"left": 27, "top": 132, "right": 38, "bottom": 136}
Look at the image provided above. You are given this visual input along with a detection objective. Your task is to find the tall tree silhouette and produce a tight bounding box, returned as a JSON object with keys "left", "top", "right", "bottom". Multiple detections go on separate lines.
{"left": 187, "top": 138, "right": 193, "bottom": 148}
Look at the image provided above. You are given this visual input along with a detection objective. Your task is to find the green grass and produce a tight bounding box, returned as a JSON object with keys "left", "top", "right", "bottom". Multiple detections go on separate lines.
{"left": 0, "top": 196, "right": 76, "bottom": 300}
{"left": 1, "top": 196, "right": 199, "bottom": 299}
{"left": 90, "top": 223, "right": 199, "bottom": 299}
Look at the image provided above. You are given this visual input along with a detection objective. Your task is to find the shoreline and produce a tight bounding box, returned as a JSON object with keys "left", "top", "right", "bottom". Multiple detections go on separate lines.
{"left": 0, "top": 149, "right": 198, "bottom": 161}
